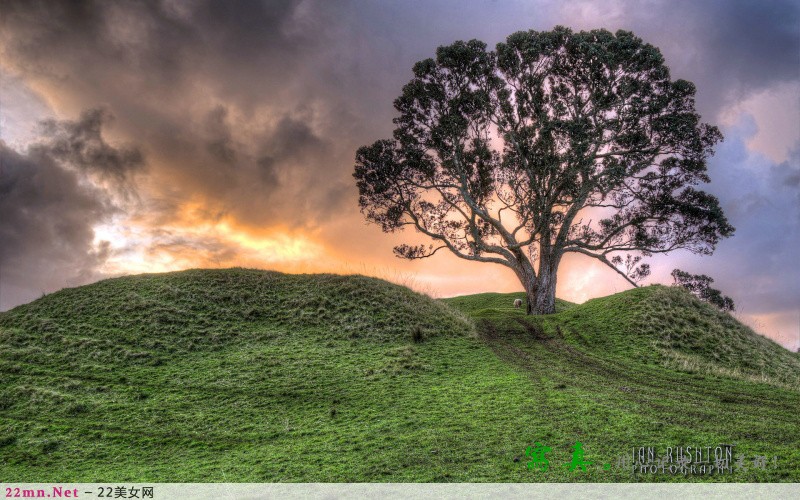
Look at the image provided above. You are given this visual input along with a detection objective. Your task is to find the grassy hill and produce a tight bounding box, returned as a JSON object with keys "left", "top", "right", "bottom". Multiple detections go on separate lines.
{"left": 1, "top": 268, "right": 798, "bottom": 482}
{"left": 448, "top": 285, "right": 800, "bottom": 388}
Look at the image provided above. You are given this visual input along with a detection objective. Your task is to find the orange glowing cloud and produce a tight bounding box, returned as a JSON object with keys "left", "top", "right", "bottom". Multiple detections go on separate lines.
{"left": 94, "top": 195, "right": 330, "bottom": 278}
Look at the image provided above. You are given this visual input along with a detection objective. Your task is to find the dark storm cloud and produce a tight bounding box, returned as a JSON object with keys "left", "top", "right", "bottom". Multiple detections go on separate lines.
{"left": 0, "top": 110, "right": 146, "bottom": 309}
{"left": 0, "top": 0, "right": 310, "bottom": 92}
{"left": 0, "top": 0, "right": 351, "bottom": 227}
{"left": 241, "top": 113, "right": 336, "bottom": 226}
{"left": 256, "top": 155, "right": 280, "bottom": 187}
{"left": 256, "top": 115, "right": 328, "bottom": 185}
{"left": 183, "top": 105, "right": 337, "bottom": 228}
{"left": 37, "top": 108, "right": 145, "bottom": 184}
{"left": 0, "top": 142, "right": 110, "bottom": 309}
{"left": 699, "top": 0, "right": 799, "bottom": 91}
{"left": 782, "top": 166, "right": 800, "bottom": 188}
{"left": 204, "top": 106, "right": 237, "bottom": 165}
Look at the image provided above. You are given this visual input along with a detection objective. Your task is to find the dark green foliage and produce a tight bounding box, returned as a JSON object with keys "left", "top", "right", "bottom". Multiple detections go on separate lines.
{"left": 354, "top": 26, "right": 733, "bottom": 314}
{"left": 65, "top": 403, "right": 89, "bottom": 416}
{"left": 671, "top": 268, "right": 735, "bottom": 311}
{"left": 411, "top": 326, "right": 424, "bottom": 343}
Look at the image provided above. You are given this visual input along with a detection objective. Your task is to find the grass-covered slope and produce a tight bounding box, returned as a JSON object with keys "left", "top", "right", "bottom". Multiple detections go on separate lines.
{"left": 444, "top": 292, "right": 575, "bottom": 316}
{"left": 533, "top": 285, "right": 800, "bottom": 388}
{"left": 447, "top": 285, "right": 800, "bottom": 387}
{"left": 1, "top": 269, "right": 798, "bottom": 482}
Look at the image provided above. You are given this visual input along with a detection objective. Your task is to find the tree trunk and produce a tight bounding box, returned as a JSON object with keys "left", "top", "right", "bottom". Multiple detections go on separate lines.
{"left": 532, "top": 264, "right": 557, "bottom": 314}
{"left": 532, "top": 251, "right": 561, "bottom": 314}
{"left": 511, "top": 256, "right": 538, "bottom": 315}
{"left": 512, "top": 249, "right": 560, "bottom": 315}
{"left": 523, "top": 275, "right": 536, "bottom": 315}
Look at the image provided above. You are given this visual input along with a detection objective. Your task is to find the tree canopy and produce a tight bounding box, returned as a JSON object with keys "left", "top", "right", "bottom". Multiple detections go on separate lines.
{"left": 354, "top": 26, "right": 734, "bottom": 314}
{"left": 671, "top": 269, "right": 735, "bottom": 311}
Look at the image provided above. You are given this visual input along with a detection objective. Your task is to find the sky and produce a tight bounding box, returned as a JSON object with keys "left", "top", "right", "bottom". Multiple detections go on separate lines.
{"left": 1, "top": 0, "right": 798, "bottom": 350}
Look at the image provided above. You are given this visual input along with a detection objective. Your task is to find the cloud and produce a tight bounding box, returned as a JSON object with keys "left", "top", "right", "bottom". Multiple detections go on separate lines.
{"left": 687, "top": 0, "right": 799, "bottom": 104}
{"left": 36, "top": 107, "right": 145, "bottom": 186}
{"left": 203, "top": 106, "right": 237, "bottom": 165}
{"left": 0, "top": 109, "right": 147, "bottom": 309}
{"left": 0, "top": 0, "right": 356, "bottom": 228}
{"left": 0, "top": 142, "right": 110, "bottom": 309}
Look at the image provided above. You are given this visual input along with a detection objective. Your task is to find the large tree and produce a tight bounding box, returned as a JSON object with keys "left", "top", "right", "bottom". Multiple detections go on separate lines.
{"left": 354, "top": 27, "right": 734, "bottom": 314}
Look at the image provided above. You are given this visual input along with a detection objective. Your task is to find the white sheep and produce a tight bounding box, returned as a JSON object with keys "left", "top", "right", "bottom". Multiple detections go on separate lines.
{"left": 513, "top": 298, "right": 523, "bottom": 308}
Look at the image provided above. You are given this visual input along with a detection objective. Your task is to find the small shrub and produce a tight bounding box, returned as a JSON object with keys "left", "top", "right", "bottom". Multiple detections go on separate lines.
{"left": 65, "top": 403, "right": 89, "bottom": 416}
{"left": 41, "top": 439, "right": 60, "bottom": 454}
{"left": 0, "top": 394, "right": 15, "bottom": 410}
{"left": 411, "top": 326, "right": 424, "bottom": 343}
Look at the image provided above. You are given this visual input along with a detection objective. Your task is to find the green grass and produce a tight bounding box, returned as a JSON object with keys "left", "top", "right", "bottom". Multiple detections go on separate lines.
{"left": 1, "top": 268, "right": 798, "bottom": 481}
